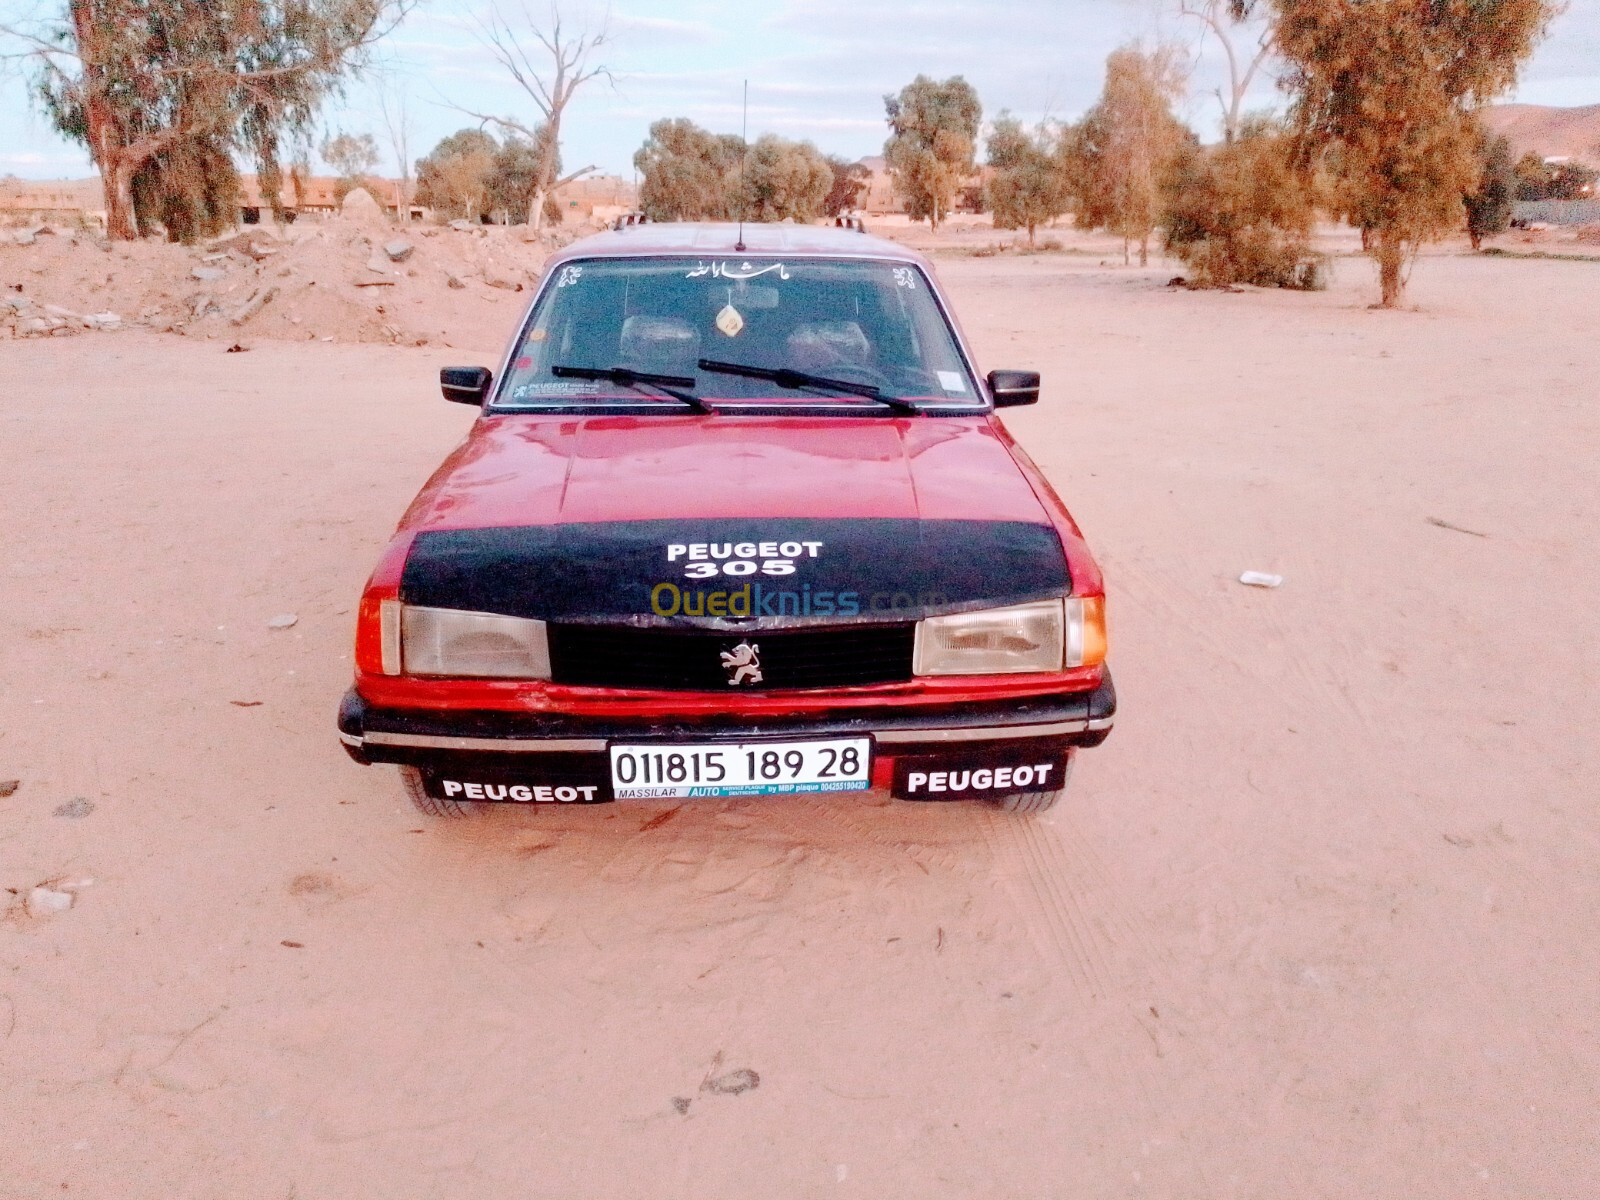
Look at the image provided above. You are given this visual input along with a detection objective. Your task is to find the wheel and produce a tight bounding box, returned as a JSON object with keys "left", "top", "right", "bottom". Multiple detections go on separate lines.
{"left": 398, "top": 765, "right": 482, "bottom": 818}
{"left": 987, "top": 751, "right": 1075, "bottom": 814}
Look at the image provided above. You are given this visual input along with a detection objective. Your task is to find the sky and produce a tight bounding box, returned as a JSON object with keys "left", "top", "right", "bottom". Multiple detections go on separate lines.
{"left": 1, "top": 0, "right": 1597, "bottom": 181}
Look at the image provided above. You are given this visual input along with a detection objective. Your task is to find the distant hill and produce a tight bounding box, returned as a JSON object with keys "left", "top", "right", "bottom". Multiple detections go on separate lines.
{"left": 1481, "top": 103, "right": 1600, "bottom": 162}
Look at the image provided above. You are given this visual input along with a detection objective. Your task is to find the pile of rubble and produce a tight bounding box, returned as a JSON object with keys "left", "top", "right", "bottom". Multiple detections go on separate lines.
{"left": 1, "top": 188, "right": 582, "bottom": 348}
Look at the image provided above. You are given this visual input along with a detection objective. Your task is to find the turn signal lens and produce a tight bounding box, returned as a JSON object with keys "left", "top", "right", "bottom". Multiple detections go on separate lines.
{"left": 1065, "top": 595, "right": 1107, "bottom": 668}
{"left": 400, "top": 606, "right": 551, "bottom": 679}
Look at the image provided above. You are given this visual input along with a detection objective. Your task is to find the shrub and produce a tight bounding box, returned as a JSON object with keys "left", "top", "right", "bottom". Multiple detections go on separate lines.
{"left": 1164, "top": 118, "right": 1325, "bottom": 289}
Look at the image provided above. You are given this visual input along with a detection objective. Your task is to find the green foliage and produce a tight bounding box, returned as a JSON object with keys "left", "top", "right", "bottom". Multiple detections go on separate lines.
{"left": 1513, "top": 152, "right": 1599, "bottom": 201}
{"left": 883, "top": 75, "right": 982, "bottom": 228}
{"left": 1165, "top": 117, "right": 1324, "bottom": 287}
{"left": 27, "top": 0, "right": 405, "bottom": 239}
{"left": 130, "top": 132, "right": 239, "bottom": 241}
{"left": 1271, "top": 0, "right": 1557, "bottom": 304}
{"left": 823, "top": 155, "right": 869, "bottom": 217}
{"left": 634, "top": 118, "right": 745, "bottom": 221}
{"left": 1464, "top": 130, "right": 1515, "bottom": 248}
{"left": 1061, "top": 46, "right": 1193, "bottom": 266}
{"left": 634, "top": 120, "right": 831, "bottom": 223}
{"left": 730, "top": 135, "right": 833, "bottom": 223}
{"left": 414, "top": 128, "right": 497, "bottom": 220}
{"left": 984, "top": 112, "right": 1068, "bottom": 244}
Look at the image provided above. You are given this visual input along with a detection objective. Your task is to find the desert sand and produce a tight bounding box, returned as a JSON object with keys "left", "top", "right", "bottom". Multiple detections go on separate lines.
{"left": 3, "top": 237, "right": 1598, "bottom": 1198}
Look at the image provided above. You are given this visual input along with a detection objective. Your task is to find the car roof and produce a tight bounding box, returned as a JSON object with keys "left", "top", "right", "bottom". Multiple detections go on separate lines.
{"left": 545, "top": 222, "right": 933, "bottom": 268}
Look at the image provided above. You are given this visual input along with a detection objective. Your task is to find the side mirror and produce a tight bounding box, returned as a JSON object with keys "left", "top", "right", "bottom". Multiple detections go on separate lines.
{"left": 988, "top": 370, "right": 1040, "bottom": 408}
{"left": 441, "top": 366, "right": 492, "bottom": 406}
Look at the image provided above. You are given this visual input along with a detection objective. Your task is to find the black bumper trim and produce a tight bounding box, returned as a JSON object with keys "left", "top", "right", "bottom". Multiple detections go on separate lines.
{"left": 338, "top": 671, "right": 1115, "bottom": 765}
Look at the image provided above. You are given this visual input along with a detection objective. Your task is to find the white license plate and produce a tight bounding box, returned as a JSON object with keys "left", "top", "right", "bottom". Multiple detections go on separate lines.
{"left": 609, "top": 737, "right": 872, "bottom": 799}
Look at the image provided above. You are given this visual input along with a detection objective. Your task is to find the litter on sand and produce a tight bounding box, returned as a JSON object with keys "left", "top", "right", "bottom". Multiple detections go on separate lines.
{"left": 1239, "top": 571, "right": 1284, "bottom": 588}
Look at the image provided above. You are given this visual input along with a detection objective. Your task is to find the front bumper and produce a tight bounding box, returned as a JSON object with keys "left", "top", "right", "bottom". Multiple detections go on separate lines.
{"left": 338, "top": 672, "right": 1114, "bottom": 782}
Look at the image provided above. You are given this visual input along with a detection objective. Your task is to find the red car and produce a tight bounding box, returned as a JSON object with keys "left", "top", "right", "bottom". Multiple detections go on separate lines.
{"left": 338, "top": 223, "right": 1113, "bottom": 816}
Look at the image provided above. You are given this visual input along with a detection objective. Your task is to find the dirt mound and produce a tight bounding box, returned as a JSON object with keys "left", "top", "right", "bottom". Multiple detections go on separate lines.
{"left": 0, "top": 218, "right": 583, "bottom": 349}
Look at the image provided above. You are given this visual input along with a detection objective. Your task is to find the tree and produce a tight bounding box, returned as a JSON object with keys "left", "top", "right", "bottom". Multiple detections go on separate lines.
{"left": 1272, "top": 0, "right": 1556, "bottom": 306}
{"left": 1464, "top": 128, "right": 1515, "bottom": 249}
{"left": 375, "top": 76, "right": 414, "bottom": 215}
{"left": 321, "top": 129, "right": 379, "bottom": 200}
{"left": 634, "top": 118, "right": 744, "bottom": 221}
{"left": 1164, "top": 114, "right": 1322, "bottom": 286}
{"left": 985, "top": 112, "right": 1068, "bottom": 245}
{"left": 883, "top": 75, "right": 982, "bottom": 228}
{"left": 730, "top": 135, "right": 833, "bottom": 223}
{"left": 414, "top": 128, "right": 498, "bottom": 221}
{"left": 1178, "top": 0, "right": 1277, "bottom": 143}
{"left": 823, "top": 155, "right": 869, "bottom": 217}
{"left": 1513, "top": 153, "right": 1598, "bottom": 201}
{"left": 452, "top": 3, "right": 608, "bottom": 228}
{"left": 1063, "top": 46, "right": 1192, "bottom": 266}
{"left": 5, "top": 0, "right": 410, "bottom": 240}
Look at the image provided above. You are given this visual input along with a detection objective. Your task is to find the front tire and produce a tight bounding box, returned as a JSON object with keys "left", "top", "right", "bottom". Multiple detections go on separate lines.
{"left": 399, "top": 765, "right": 482, "bottom": 818}
{"left": 987, "top": 751, "right": 1075, "bottom": 814}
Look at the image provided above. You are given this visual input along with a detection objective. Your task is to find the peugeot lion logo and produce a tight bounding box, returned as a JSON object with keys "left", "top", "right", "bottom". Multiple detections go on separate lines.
{"left": 721, "top": 641, "right": 763, "bottom": 686}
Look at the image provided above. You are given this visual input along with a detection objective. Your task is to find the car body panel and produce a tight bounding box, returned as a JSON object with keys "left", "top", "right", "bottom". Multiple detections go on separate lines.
{"left": 342, "top": 223, "right": 1113, "bottom": 804}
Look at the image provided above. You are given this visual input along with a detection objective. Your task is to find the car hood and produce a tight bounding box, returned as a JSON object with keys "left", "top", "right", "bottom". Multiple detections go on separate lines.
{"left": 397, "top": 415, "right": 1070, "bottom": 626}
{"left": 403, "top": 414, "right": 1050, "bottom": 528}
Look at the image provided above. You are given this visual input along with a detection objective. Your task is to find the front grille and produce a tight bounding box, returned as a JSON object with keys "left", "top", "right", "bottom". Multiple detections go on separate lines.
{"left": 548, "top": 623, "right": 916, "bottom": 691}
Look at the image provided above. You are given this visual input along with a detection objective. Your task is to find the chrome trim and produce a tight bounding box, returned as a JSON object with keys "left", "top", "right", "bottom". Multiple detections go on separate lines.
{"left": 339, "top": 732, "right": 364, "bottom": 748}
{"left": 1086, "top": 717, "right": 1115, "bottom": 732}
{"left": 363, "top": 731, "right": 609, "bottom": 753}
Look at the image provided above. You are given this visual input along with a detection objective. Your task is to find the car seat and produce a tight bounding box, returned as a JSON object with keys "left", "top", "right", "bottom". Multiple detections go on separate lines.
{"left": 618, "top": 315, "right": 701, "bottom": 377}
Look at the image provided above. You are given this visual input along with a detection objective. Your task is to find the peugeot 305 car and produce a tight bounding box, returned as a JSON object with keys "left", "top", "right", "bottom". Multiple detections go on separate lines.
{"left": 338, "top": 222, "right": 1114, "bottom": 817}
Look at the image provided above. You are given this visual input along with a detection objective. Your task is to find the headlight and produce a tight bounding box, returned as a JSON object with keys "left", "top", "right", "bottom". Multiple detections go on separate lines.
{"left": 913, "top": 597, "right": 1105, "bottom": 676}
{"left": 400, "top": 605, "right": 551, "bottom": 679}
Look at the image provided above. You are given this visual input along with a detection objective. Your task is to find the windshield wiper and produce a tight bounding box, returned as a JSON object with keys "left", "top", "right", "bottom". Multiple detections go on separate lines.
{"left": 551, "top": 364, "right": 709, "bottom": 413}
{"left": 697, "top": 359, "right": 921, "bottom": 415}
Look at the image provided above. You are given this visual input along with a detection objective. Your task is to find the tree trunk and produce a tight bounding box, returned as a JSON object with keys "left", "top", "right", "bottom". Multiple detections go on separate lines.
{"left": 1375, "top": 229, "right": 1405, "bottom": 308}
{"left": 1027, "top": 223, "right": 1036, "bottom": 247}
{"left": 1139, "top": 234, "right": 1149, "bottom": 267}
{"left": 1122, "top": 237, "right": 1131, "bottom": 266}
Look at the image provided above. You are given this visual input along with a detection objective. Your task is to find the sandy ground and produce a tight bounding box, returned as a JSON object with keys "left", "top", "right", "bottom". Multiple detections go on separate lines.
{"left": 3, "top": 246, "right": 1598, "bottom": 1199}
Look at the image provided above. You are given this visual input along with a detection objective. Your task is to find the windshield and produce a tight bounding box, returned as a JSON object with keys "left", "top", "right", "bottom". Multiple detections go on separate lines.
{"left": 493, "top": 256, "right": 982, "bottom": 412}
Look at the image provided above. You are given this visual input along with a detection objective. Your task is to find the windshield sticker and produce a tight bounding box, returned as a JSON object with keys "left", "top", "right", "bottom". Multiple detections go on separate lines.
{"left": 715, "top": 305, "right": 746, "bottom": 338}
{"left": 686, "top": 261, "right": 792, "bottom": 281}
{"left": 937, "top": 370, "right": 966, "bottom": 393}
{"left": 555, "top": 265, "right": 584, "bottom": 288}
{"left": 512, "top": 380, "right": 600, "bottom": 398}
{"left": 892, "top": 267, "right": 917, "bottom": 290}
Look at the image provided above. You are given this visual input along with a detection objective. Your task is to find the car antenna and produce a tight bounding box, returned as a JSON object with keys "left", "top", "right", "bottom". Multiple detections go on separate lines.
{"left": 735, "top": 80, "right": 748, "bottom": 253}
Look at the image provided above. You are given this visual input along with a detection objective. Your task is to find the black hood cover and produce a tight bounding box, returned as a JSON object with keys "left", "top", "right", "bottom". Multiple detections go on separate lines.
{"left": 401, "top": 518, "right": 1070, "bottom": 628}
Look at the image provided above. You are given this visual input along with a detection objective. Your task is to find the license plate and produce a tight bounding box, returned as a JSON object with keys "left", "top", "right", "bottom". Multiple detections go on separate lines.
{"left": 609, "top": 737, "right": 872, "bottom": 799}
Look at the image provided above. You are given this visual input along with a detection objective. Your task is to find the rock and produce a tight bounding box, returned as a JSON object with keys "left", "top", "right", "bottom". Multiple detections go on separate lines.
{"left": 84, "top": 312, "right": 122, "bottom": 331}
{"left": 26, "top": 887, "right": 74, "bottom": 918}
{"left": 42, "top": 303, "right": 85, "bottom": 325}
{"left": 384, "top": 239, "right": 415, "bottom": 263}
{"left": 18, "top": 317, "right": 51, "bottom": 337}
{"left": 13, "top": 229, "right": 36, "bottom": 246}
{"left": 267, "top": 613, "right": 298, "bottom": 630}
{"left": 483, "top": 268, "right": 521, "bottom": 291}
{"left": 446, "top": 274, "right": 467, "bottom": 290}
{"left": 0, "top": 780, "right": 19, "bottom": 797}
{"left": 54, "top": 797, "right": 96, "bottom": 818}
{"left": 364, "top": 254, "right": 392, "bottom": 274}
{"left": 230, "top": 286, "right": 278, "bottom": 326}
{"left": 337, "top": 187, "right": 390, "bottom": 229}
{"left": 191, "top": 266, "right": 226, "bottom": 282}
{"left": 189, "top": 294, "right": 219, "bottom": 319}
{"left": 448, "top": 218, "right": 476, "bottom": 232}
